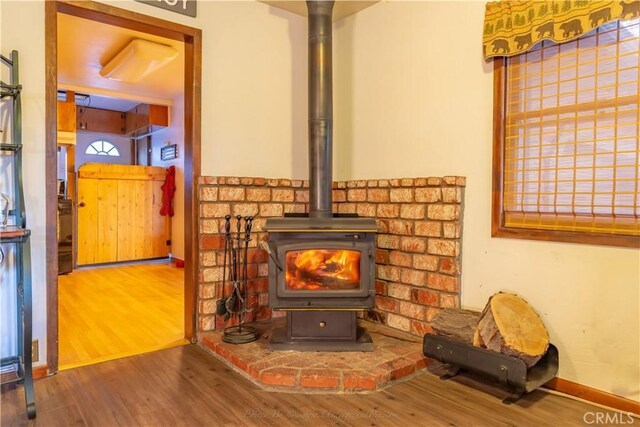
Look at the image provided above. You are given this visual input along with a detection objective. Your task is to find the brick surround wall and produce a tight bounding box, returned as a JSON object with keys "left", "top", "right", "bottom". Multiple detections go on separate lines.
{"left": 198, "top": 176, "right": 465, "bottom": 337}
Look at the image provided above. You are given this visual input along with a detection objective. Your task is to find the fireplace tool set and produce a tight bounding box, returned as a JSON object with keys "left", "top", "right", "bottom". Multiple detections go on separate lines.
{"left": 216, "top": 215, "right": 258, "bottom": 344}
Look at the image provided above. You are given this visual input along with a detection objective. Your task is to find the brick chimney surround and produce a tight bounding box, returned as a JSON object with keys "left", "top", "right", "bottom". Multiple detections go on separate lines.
{"left": 197, "top": 175, "right": 465, "bottom": 337}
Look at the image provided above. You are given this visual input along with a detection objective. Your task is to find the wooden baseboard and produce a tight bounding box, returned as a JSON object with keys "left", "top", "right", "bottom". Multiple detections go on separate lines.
{"left": 545, "top": 378, "right": 640, "bottom": 416}
{"left": 0, "top": 365, "right": 48, "bottom": 385}
{"left": 33, "top": 365, "right": 49, "bottom": 380}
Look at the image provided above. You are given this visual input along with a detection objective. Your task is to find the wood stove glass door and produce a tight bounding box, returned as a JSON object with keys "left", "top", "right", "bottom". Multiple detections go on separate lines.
{"left": 285, "top": 249, "right": 361, "bottom": 291}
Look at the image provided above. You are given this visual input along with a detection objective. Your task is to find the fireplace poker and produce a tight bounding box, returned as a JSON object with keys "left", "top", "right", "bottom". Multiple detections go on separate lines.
{"left": 216, "top": 215, "right": 232, "bottom": 316}
{"left": 242, "top": 216, "right": 254, "bottom": 325}
{"left": 259, "top": 241, "right": 283, "bottom": 271}
{"left": 226, "top": 216, "right": 245, "bottom": 316}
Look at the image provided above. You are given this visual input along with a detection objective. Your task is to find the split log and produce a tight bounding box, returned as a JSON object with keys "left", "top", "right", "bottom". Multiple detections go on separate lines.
{"left": 430, "top": 308, "right": 481, "bottom": 344}
{"left": 475, "top": 292, "right": 549, "bottom": 368}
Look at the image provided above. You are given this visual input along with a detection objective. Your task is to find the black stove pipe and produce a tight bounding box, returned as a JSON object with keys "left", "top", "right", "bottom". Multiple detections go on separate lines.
{"left": 307, "top": 0, "right": 334, "bottom": 218}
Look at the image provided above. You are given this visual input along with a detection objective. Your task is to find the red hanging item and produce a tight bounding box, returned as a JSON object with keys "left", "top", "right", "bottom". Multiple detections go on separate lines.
{"left": 160, "top": 165, "right": 176, "bottom": 217}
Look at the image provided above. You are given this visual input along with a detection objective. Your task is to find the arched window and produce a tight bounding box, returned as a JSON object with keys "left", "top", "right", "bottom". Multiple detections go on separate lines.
{"left": 85, "top": 140, "right": 120, "bottom": 156}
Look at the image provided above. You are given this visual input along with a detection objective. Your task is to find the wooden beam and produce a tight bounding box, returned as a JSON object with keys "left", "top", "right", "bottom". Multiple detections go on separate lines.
{"left": 45, "top": 0, "right": 59, "bottom": 375}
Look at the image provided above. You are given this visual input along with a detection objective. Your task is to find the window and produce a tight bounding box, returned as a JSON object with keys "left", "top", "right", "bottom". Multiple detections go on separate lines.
{"left": 493, "top": 19, "right": 639, "bottom": 247}
{"left": 85, "top": 140, "right": 120, "bottom": 157}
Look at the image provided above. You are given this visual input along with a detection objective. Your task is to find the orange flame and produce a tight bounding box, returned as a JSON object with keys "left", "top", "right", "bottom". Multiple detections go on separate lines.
{"left": 285, "top": 249, "right": 361, "bottom": 290}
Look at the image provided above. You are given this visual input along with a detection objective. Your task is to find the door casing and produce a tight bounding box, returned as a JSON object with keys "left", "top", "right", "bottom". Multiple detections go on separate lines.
{"left": 45, "top": 0, "right": 202, "bottom": 374}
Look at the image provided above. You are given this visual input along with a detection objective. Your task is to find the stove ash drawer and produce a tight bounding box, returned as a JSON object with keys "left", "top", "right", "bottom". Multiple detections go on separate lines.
{"left": 287, "top": 311, "right": 357, "bottom": 341}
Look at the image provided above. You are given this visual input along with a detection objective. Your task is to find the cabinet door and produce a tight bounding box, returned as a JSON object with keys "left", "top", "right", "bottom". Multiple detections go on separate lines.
{"left": 76, "top": 178, "right": 98, "bottom": 266}
{"left": 96, "top": 179, "right": 119, "bottom": 263}
{"left": 57, "top": 101, "right": 76, "bottom": 131}
{"left": 116, "top": 179, "right": 138, "bottom": 262}
{"left": 77, "top": 107, "right": 125, "bottom": 134}
{"left": 124, "top": 106, "right": 139, "bottom": 135}
{"left": 116, "top": 179, "right": 168, "bottom": 261}
{"left": 77, "top": 178, "right": 119, "bottom": 265}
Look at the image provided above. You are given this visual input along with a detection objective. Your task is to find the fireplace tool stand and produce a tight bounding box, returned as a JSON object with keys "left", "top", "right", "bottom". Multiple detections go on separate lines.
{"left": 216, "top": 215, "right": 258, "bottom": 344}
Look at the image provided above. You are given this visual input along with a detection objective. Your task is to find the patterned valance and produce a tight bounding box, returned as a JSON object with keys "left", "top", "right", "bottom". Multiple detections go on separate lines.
{"left": 483, "top": 0, "right": 640, "bottom": 59}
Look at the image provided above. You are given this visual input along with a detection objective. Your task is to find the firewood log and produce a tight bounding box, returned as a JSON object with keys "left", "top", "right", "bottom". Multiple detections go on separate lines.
{"left": 475, "top": 292, "right": 549, "bottom": 368}
{"left": 430, "top": 308, "right": 481, "bottom": 344}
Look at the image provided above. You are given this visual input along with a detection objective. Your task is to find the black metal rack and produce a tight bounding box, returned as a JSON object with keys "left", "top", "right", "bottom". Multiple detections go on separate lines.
{"left": 1, "top": 49, "right": 36, "bottom": 419}
{"left": 424, "top": 334, "right": 559, "bottom": 404}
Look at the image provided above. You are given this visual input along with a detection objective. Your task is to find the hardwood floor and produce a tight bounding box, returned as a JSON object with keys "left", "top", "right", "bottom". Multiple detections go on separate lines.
{"left": 58, "top": 260, "right": 186, "bottom": 370}
{"left": 1, "top": 344, "right": 614, "bottom": 426}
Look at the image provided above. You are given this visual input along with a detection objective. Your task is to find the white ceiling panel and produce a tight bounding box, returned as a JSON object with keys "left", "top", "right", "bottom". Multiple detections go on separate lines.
{"left": 57, "top": 13, "right": 184, "bottom": 104}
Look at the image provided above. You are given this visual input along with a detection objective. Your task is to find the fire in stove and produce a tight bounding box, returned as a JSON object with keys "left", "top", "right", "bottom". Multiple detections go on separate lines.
{"left": 264, "top": 224, "right": 376, "bottom": 310}
{"left": 285, "top": 249, "right": 361, "bottom": 290}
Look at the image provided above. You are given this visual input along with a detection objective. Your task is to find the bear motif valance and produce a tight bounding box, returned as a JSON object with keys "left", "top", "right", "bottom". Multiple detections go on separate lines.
{"left": 483, "top": 0, "right": 640, "bottom": 59}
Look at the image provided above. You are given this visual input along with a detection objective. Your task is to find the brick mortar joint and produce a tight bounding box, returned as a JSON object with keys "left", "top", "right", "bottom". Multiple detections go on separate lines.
{"left": 198, "top": 176, "right": 467, "bottom": 188}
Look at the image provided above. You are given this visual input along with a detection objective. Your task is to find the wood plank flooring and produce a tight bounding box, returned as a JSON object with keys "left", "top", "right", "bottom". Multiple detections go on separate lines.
{"left": 58, "top": 261, "right": 186, "bottom": 370}
{"left": 1, "top": 344, "right": 615, "bottom": 427}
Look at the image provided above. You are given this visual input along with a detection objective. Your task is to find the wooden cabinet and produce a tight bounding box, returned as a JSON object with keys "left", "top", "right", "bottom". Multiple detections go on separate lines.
{"left": 72, "top": 104, "right": 168, "bottom": 137}
{"left": 76, "top": 164, "right": 169, "bottom": 265}
{"left": 76, "top": 107, "right": 126, "bottom": 134}
{"left": 57, "top": 101, "right": 76, "bottom": 131}
{"left": 125, "top": 104, "right": 169, "bottom": 138}
{"left": 57, "top": 101, "right": 77, "bottom": 145}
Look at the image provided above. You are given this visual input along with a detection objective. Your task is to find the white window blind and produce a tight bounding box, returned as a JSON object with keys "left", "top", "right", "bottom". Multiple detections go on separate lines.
{"left": 504, "top": 19, "right": 639, "bottom": 236}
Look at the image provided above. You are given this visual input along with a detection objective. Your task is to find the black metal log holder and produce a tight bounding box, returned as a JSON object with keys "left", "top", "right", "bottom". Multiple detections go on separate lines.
{"left": 423, "top": 334, "right": 559, "bottom": 404}
{"left": 217, "top": 215, "right": 258, "bottom": 344}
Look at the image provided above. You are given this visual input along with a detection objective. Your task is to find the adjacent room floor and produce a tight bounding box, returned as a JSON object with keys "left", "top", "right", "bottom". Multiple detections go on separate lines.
{"left": 1, "top": 344, "right": 610, "bottom": 427}
{"left": 57, "top": 260, "right": 186, "bottom": 369}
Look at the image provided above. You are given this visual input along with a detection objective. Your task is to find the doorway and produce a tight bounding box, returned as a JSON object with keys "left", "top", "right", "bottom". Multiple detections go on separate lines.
{"left": 45, "top": 1, "right": 201, "bottom": 374}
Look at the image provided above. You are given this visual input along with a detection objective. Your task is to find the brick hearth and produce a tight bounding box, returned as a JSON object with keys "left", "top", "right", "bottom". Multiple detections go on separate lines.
{"left": 197, "top": 176, "right": 465, "bottom": 336}
{"left": 199, "top": 320, "right": 430, "bottom": 393}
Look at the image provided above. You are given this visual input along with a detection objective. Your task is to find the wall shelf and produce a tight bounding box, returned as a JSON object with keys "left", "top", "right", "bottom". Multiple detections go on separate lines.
{"left": 0, "top": 49, "right": 36, "bottom": 420}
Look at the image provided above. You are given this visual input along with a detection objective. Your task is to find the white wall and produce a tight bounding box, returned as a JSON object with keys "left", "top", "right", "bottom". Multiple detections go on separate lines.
{"left": 151, "top": 95, "right": 185, "bottom": 260}
{"left": 97, "top": 0, "right": 309, "bottom": 179}
{"left": 0, "top": 0, "right": 307, "bottom": 367}
{"left": 1, "top": 0, "right": 48, "bottom": 366}
{"left": 75, "top": 131, "right": 133, "bottom": 169}
{"left": 334, "top": 1, "right": 639, "bottom": 401}
{"left": 103, "top": 0, "right": 310, "bottom": 258}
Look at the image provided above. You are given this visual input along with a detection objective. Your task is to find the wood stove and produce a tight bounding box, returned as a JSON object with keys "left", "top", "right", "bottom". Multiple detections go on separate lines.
{"left": 266, "top": 216, "right": 376, "bottom": 310}
{"left": 264, "top": 0, "right": 376, "bottom": 351}
{"left": 265, "top": 215, "right": 377, "bottom": 351}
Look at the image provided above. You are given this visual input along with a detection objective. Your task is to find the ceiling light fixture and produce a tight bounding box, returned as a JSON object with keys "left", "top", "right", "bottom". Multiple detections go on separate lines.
{"left": 100, "top": 39, "right": 178, "bottom": 83}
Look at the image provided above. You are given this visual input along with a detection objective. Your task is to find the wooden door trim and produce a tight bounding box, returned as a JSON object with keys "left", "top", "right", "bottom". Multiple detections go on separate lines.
{"left": 45, "top": 0, "right": 201, "bottom": 373}
{"left": 45, "top": 0, "right": 59, "bottom": 375}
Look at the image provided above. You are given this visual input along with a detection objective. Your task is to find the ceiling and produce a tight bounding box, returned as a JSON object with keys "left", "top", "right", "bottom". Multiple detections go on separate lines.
{"left": 260, "top": 1, "right": 380, "bottom": 21}
{"left": 57, "top": 91, "right": 139, "bottom": 112}
{"left": 57, "top": 13, "right": 184, "bottom": 108}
